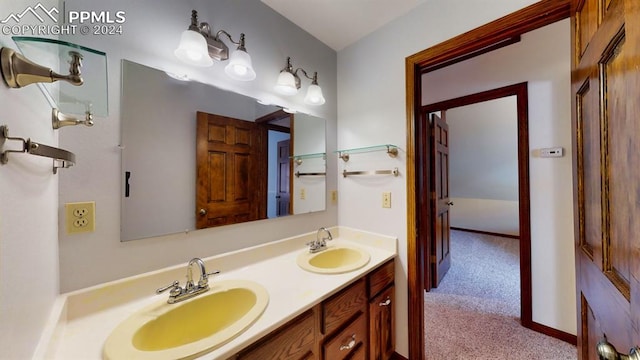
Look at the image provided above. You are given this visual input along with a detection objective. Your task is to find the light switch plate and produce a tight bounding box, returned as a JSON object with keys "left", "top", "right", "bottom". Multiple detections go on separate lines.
{"left": 382, "top": 192, "right": 391, "bottom": 208}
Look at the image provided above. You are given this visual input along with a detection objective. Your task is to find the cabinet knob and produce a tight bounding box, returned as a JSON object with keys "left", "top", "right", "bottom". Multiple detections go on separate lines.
{"left": 379, "top": 296, "right": 391, "bottom": 306}
{"left": 199, "top": 208, "right": 207, "bottom": 216}
{"left": 339, "top": 334, "right": 356, "bottom": 351}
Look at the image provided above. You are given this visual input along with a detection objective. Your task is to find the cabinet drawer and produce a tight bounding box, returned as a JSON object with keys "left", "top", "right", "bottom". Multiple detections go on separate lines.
{"left": 368, "top": 259, "right": 394, "bottom": 298}
{"left": 323, "top": 313, "right": 367, "bottom": 360}
{"left": 323, "top": 279, "right": 366, "bottom": 334}
{"left": 238, "top": 309, "right": 316, "bottom": 360}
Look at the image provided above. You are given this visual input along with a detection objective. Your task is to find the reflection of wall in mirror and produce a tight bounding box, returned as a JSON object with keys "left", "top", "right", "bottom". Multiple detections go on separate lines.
{"left": 120, "top": 60, "right": 277, "bottom": 241}
{"left": 293, "top": 114, "right": 327, "bottom": 214}
{"left": 120, "top": 60, "right": 328, "bottom": 241}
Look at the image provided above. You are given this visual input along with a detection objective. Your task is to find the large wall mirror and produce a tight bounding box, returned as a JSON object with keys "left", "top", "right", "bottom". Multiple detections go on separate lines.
{"left": 120, "top": 60, "right": 326, "bottom": 241}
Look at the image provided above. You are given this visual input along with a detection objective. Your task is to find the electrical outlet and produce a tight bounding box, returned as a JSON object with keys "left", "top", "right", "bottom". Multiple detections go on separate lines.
{"left": 300, "top": 188, "right": 306, "bottom": 200}
{"left": 66, "top": 201, "right": 95, "bottom": 234}
{"left": 382, "top": 192, "right": 392, "bottom": 208}
{"left": 331, "top": 190, "right": 338, "bottom": 205}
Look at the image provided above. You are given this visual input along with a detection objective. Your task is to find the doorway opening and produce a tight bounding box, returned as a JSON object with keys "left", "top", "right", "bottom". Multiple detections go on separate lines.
{"left": 404, "top": 1, "right": 571, "bottom": 359}
{"left": 419, "top": 83, "right": 532, "bottom": 326}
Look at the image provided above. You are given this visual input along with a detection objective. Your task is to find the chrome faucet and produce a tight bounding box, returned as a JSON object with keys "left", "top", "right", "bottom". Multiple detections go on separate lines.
{"left": 156, "top": 258, "right": 220, "bottom": 304}
{"left": 307, "top": 227, "right": 333, "bottom": 253}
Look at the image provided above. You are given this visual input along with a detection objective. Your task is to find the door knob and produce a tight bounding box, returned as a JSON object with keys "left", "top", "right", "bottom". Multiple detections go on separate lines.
{"left": 597, "top": 336, "right": 640, "bottom": 360}
{"left": 199, "top": 208, "right": 207, "bottom": 216}
{"left": 446, "top": 201, "right": 454, "bottom": 206}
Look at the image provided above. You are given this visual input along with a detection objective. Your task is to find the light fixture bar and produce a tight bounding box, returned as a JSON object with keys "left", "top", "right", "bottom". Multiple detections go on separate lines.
{"left": 175, "top": 10, "right": 256, "bottom": 81}
{"left": 274, "top": 57, "right": 325, "bottom": 105}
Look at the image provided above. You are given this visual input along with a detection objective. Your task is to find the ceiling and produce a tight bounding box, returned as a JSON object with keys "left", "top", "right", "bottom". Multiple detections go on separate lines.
{"left": 261, "top": 0, "right": 428, "bottom": 51}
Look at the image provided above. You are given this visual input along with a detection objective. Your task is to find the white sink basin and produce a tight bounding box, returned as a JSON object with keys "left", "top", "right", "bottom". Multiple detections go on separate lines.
{"left": 297, "top": 245, "right": 370, "bottom": 274}
{"left": 103, "top": 279, "right": 268, "bottom": 360}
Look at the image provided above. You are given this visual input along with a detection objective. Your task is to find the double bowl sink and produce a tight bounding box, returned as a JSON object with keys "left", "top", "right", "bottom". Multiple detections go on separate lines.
{"left": 103, "top": 244, "right": 370, "bottom": 359}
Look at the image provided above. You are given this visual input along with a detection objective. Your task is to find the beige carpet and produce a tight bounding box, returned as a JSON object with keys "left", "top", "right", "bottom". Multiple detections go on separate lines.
{"left": 424, "top": 230, "right": 577, "bottom": 359}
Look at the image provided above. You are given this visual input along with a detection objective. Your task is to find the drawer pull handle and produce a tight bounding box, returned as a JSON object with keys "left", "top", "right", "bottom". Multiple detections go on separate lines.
{"left": 379, "top": 297, "right": 391, "bottom": 306}
{"left": 339, "top": 334, "right": 356, "bottom": 351}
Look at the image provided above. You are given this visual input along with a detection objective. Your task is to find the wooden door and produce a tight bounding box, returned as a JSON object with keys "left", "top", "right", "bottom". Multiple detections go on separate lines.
{"left": 430, "top": 113, "right": 452, "bottom": 287}
{"left": 572, "top": 0, "right": 640, "bottom": 358}
{"left": 196, "top": 111, "right": 265, "bottom": 229}
{"left": 276, "top": 139, "right": 291, "bottom": 216}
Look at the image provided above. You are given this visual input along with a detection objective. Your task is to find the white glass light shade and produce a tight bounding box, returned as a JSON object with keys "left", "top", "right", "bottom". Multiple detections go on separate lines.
{"left": 174, "top": 30, "right": 213, "bottom": 67}
{"left": 304, "top": 84, "right": 326, "bottom": 105}
{"left": 274, "top": 71, "right": 298, "bottom": 96}
{"left": 224, "top": 49, "right": 256, "bottom": 81}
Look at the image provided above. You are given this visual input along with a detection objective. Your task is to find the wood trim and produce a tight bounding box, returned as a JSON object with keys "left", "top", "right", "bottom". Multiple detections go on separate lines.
{"left": 406, "top": 0, "right": 571, "bottom": 69}
{"left": 405, "top": 55, "right": 425, "bottom": 360}
{"left": 392, "top": 351, "right": 410, "bottom": 360}
{"left": 420, "top": 36, "right": 521, "bottom": 74}
{"left": 530, "top": 321, "right": 578, "bottom": 345}
{"left": 255, "top": 109, "right": 290, "bottom": 124}
{"left": 405, "top": 1, "right": 571, "bottom": 359}
{"left": 450, "top": 227, "right": 520, "bottom": 240}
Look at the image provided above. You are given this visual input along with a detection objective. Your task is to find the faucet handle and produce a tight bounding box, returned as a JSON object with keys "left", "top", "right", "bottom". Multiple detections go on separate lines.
{"left": 156, "top": 280, "right": 180, "bottom": 294}
{"left": 199, "top": 270, "right": 220, "bottom": 287}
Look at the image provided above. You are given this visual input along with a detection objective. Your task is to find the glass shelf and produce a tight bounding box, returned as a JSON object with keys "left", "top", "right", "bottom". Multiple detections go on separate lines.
{"left": 290, "top": 152, "right": 326, "bottom": 161}
{"left": 291, "top": 152, "right": 326, "bottom": 165}
{"left": 335, "top": 144, "right": 398, "bottom": 162}
{"left": 13, "top": 36, "right": 108, "bottom": 117}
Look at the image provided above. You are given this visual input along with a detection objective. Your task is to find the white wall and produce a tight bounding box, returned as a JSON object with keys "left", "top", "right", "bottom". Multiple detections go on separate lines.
{"left": 337, "top": 0, "right": 568, "bottom": 356}
{"left": 450, "top": 198, "right": 520, "bottom": 235}
{"left": 422, "top": 19, "right": 575, "bottom": 335}
{"left": 446, "top": 96, "right": 520, "bottom": 235}
{"left": 0, "top": 2, "right": 60, "bottom": 358}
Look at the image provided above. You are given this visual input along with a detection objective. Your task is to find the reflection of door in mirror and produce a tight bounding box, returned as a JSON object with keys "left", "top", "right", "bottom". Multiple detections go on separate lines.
{"left": 256, "top": 110, "right": 293, "bottom": 219}
{"left": 196, "top": 112, "right": 265, "bottom": 229}
{"left": 276, "top": 139, "right": 291, "bottom": 216}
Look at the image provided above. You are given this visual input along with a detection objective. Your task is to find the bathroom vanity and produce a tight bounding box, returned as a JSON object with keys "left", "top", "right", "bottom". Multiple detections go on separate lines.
{"left": 234, "top": 259, "right": 394, "bottom": 360}
{"left": 33, "top": 227, "right": 396, "bottom": 360}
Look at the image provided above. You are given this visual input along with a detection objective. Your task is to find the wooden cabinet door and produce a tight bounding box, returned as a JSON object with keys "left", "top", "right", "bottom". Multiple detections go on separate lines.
{"left": 237, "top": 310, "right": 316, "bottom": 360}
{"left": 369, "top": 286, "right": 395, "bottom": 360}
{"left": 572, "top": 0, "right": 640, "bottom": 358}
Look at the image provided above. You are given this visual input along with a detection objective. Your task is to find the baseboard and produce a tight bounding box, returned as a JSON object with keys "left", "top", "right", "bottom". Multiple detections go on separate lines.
{"left": 451, "top": 227, "right": 520, "bottom": 240}
{"left": 391, "top": 352, "right": 409, "bottom": 360}
{"left": 530, "top": 321, "right": 577, "bottom": 345}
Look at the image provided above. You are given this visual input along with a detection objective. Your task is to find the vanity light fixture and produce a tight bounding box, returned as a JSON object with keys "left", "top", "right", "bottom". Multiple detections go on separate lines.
{"left": 175, "top": 10, "right": 256, "bottom": 81}
{"left": 274, "top": 57, "right": 326, "bottom": 106}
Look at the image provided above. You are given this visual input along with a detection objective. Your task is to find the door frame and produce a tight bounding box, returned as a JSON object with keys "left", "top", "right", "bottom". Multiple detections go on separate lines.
{"left": 421, "top": 82, "right": 532, "bottom": 327}
{"left": 404, "top": 1, "right": 571, "bottom": 359}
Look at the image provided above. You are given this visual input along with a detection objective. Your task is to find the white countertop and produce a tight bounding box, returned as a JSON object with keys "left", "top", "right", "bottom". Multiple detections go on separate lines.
{"left": 35, "top": 227, "right": 397, "bottom": 360}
